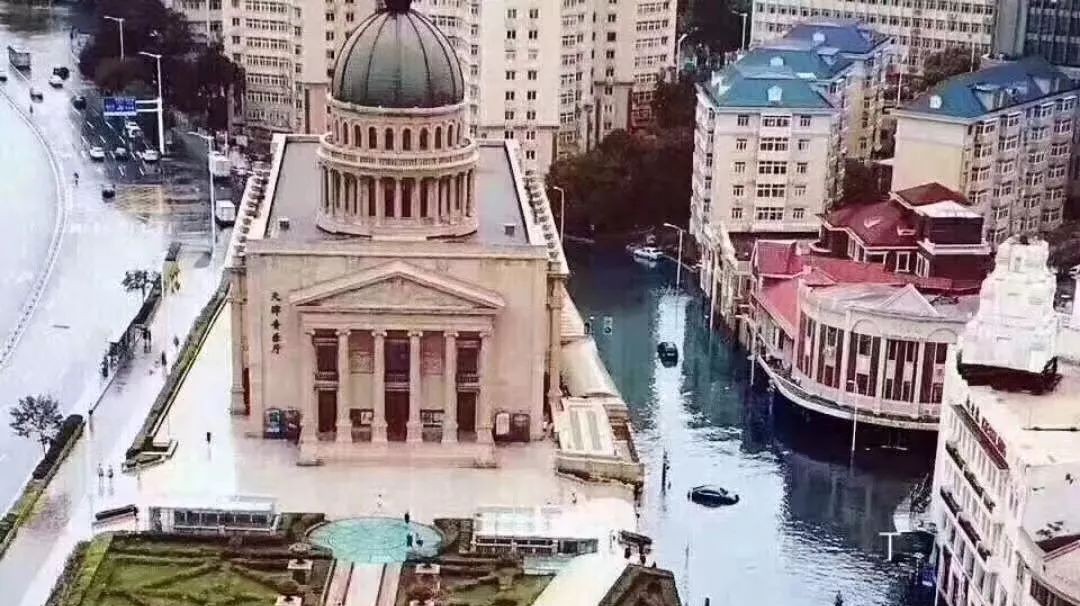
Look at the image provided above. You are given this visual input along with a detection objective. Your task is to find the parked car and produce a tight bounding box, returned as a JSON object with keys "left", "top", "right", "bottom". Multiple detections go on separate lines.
{"left": 29, "top": 87, "right": 43, "bottom": 101}
{"left": 141, "top": 149, "right": 160, "bottom": 163}
{"left": 101, "top": 183, "right": 116, "bottom": 199}
{"left": 88, "top": 146, "right": 106, "bottom": 161}
{"left": 71, "top": 95, "right": 86, "bottom": 110}
{"left": 51, "top": 66, "right": 70, "bottom": 80}
{"left": 114, "top": 146, "right": 129, "bottom": 160}
{"left": 47, "top": 74, "right": 63, "bottom": 88}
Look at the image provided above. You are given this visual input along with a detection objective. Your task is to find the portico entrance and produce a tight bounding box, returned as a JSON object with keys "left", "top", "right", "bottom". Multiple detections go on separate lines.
{"left": 317, "top": 390, "right": 337, "bottom": 433}
{"left": 386, "top": 391, "right": 409, "bottom": 441}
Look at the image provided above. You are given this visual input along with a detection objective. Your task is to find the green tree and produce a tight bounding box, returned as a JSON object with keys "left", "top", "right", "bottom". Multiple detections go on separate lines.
{"left": 122, "top": 269, "right": 158, "bottom": 297}
{"left": 840, "top": 159, "right": 886, "bottom": 206}
{"left": 9, "top": 395, "right": 63, "bottom": 454}
{"left": 922, "top": 47, "right": 979, "bottom": 90}
{"left": 652, "top": 76, "right": 696, "bottom": 130}
{"left": 687, "top": 0, "right": 747, "bottom": 54}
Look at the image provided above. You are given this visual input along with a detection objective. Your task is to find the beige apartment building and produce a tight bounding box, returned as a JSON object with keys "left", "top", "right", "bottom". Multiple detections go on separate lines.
{"left": 892, "top": 57, "right": 1080, "bottom": 242}
{"left": 171, "top": 0, "right": 677, "bottom": 170}
{"left": 750, "top": 1, "right": 992, "bottom": 74}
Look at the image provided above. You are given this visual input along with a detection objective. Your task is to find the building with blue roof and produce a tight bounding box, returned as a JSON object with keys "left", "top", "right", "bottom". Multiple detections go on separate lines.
{"left": 892, "top": 57, "right": 1080, "bottom": 241}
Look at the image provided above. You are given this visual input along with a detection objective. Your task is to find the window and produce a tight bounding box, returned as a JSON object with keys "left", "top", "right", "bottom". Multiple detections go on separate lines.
{"left": 735, "top": 138, "right": 747, "bottom": 150}
{"left": 731, "top": 207, "right": 743, "bottom": 219}
{"left": 755, "top": 183, "right": 786, "bottom": 198}
{"left": 797, "top": 139, "right": 810, "bottom": 151}
{"left": 799, "top": 115, "right": 812, "bottom": 127}
{"left": 896, "top": 252, "right": 910, "bottom": 273}
{"left": 607, "top": 32, "right": 616, "bottom": 41}
{"left": 758, "top": 160, "right": 787, "bottom": 175}
{"left": 759, "top": 137, "right": 788, "bottom": 151}
{"left": 1004, "top": 113, "right": 1021, "bottom": 128}
{"left": 506, "top": 29, "right": 517, "bottom": 39}
{"left": 527, "top": 70, "right": 537, "bottom": 80}
{"left": 734, "top": 161, "right": 746, "bottom": 173}
{"left": 762, "top": 115, "right": 790, "bottom": 127}
{"left": 755, "top": 207, "right": 784, "bottom": 221}
{"left": 977, "top": 120, "right": 996, "bottom": 134}
{"left": 796, "top": 162, "right": 808, "bottom": 174}
{"left": 794, "top": 185, "right": 807, "bottom": 197}
{"left": 506, "top": 70, "right": 516, "bottom": 80}
{"left": 1000, "top": 159, "right": 1016, "bottom": 174}
{"left": 1055, "top": 119, "right": 1072, "bottom": 133}
{"left": 737, "top": 114, "right": 750, "bottom": 126}
{"left": 792, "top": 207, "right": 805, "bottom": 219}
{"left": 505, "top": 91, "right": 515, "bottom": 101}
{"left": 915, "top": 254, "right": 929, "bottom": 277}
{"left": 732, "top": 185, "right": 745, "bottom": 197}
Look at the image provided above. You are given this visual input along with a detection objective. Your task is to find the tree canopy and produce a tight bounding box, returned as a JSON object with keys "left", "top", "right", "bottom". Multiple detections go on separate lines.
{"left": 922, "top": 47, "right": 979, "bottom": 90}
{"left": 9, "top": 394, "right": 63, "bottom": 454}
{"left": 840, "top": 159, "right": 887, "bottom": 206}
{"left": 546, "top": 76, "right": 693, "bottom": 235}
{"left": 78, "top": 0, "right": 244, "bottom": 126}
{"left": 686, "top": 0, "right": 748, "bottom": 55}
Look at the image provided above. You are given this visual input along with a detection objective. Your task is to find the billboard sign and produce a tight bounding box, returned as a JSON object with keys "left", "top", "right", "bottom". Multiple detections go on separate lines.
{"left": 103, "top": 96, "right": 138, "bottom": 117}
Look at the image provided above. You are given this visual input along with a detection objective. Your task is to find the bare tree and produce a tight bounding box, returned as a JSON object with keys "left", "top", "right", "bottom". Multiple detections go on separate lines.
{"left": 9, "top": 395, "right": 63, "bottom": 454}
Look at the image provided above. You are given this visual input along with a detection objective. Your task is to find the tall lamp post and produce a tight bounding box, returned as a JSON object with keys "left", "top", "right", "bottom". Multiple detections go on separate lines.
{"left": 188, "top": 131, "right": 218, "bottom": 263}
{"left": 551, "top": 185, "right": 566, "bottom": 241}
{"left": 103, "top": 15, "right": 125, "bottom": 59}
{"left": 139, "top": 51, "right": 167, "bottom": 157}
{"left": 663, "top": 222, "right": 686, "bottom": 290}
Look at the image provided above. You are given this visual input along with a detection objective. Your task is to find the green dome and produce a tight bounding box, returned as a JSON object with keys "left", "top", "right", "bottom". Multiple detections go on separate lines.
{"left": 331, "top": 1, "right": 465, "bottom": 109}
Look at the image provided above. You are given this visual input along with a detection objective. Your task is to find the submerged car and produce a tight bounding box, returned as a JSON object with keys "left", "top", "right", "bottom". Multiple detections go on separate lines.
{"left": 688, "top": 485, "right": 740, "bottom": 507}
{"left": 101, "top": 183, "right": 116, "bottom": 199}
{"left": 88, "top": 146, "right": 106, "bottom": 161}
{"left": 71, "top": 94, "right": 87, "bottom": 110}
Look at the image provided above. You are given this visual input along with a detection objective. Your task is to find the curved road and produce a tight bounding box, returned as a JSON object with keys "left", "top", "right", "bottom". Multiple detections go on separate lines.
{"left": 0, "top": 90, "right": 59, "bottom": 351}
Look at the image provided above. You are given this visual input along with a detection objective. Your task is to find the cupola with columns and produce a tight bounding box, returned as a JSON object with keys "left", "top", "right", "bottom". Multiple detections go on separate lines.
{"left": 315, "top": 0, "right": 478, "bottom": 239}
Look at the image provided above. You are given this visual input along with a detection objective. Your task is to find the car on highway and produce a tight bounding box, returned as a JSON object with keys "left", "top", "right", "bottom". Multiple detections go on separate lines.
{"left": 114, "top": 147, "right": 129, "bottom": 160}
{"left": 0, "top": 69, "right": 7, "bottom": 82}
{"left": 52, "top": 66, "right": 70, "bottom": 80}
{"left": 48, "top": 74, "right": 63, "bottom": 88}
{"left": 101, "top": 183, "right": 116, "bottom": 199}
{"left": 29, "top": 87, "right": 43, "bottom": 101}
{"left": 141, "top": 149, "right": 160, "bottom": 163}
{"left": 88, "top": 146, "right": 106, "bottom": 161}
{"left": 71, "top": 95, "right": 87, "bottom": 110}
{"left": 125, "top": 121, "right": 142, "bottom": 138}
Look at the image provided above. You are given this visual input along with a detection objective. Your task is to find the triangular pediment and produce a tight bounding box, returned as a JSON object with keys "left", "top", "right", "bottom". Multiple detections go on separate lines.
{"left": 290, "top": 260, "right": 505, "bottom": 313}
{"left": 876, "top": 284, "right": 939, "bottom": 316}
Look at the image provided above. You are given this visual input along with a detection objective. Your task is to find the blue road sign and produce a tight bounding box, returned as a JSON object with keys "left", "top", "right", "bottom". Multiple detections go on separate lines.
{"left": 103, "top": 96, "right": 138, "bottom": 117}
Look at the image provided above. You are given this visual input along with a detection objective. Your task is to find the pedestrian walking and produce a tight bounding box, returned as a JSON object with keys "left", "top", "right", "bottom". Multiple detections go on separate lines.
{"left": 97, "top": 463, "right": 104, "bottom": 482}
{"left": 206, "top": 431, "right": 212, "bottom": 445}
{"left": 161, "top": 350, "right": 167, "bottom": 368}
{"left": 173, "top": 335, "right": 180, "bottom": 349}
{"left": 106, "top": 465, "right": 114, "bottom": 482}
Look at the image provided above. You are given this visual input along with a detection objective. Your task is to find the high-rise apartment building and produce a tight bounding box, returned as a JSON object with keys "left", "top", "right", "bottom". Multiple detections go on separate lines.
{"left": 931, "top": 237, "right": 1080, "bottom": 606}
{"left": 751, "top": 4, "right": 992, "bottom": 74}
{"left": 892, "top": 57, "right": 1080, "bottom": 243}
{"left": 994, "top": 0, "right": 1080, "bottom": 68}
{"left": 172, "top": 0, "right": 677, "bottom": 171}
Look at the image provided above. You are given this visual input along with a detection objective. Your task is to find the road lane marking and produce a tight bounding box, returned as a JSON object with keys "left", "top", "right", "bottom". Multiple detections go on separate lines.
{"left": 98, "top": 134, "right": 107, "bottom": 144}
{"left": 118, "top": 165, "right": 126, "bottom": 178}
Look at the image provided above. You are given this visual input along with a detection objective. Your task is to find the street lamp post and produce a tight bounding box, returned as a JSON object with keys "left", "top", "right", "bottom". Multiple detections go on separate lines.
{"left": 663, "top": 222, "right": 685, "bottom": 290}
{"left": 551, "top": 185, "right": 566, "bottom": 241}
{"left": 139, "top": 52, "right": 166, "bottom": 157}
{"left": 675, "top": 32, "right": 691, "bottom": 72}
{"left": 189, "top": 132, "right": 217, "bottom": 263}
{"left": 104, "top": 15, "right": 125, "bottom": 59}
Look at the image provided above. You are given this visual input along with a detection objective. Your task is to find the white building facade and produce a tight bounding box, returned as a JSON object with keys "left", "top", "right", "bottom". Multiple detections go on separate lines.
{"left": 931, "top": 237, "right": 1080, "bottom": 606}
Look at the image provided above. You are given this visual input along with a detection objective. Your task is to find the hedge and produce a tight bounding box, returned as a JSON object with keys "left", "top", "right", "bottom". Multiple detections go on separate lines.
{"left": 125, "top": 278, "right": 229, "bottom": 462}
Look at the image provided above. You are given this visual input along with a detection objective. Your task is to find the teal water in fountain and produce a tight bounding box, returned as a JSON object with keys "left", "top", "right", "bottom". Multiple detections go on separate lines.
{"left": 308, "top": 517, "right": 443, "bottom": 564}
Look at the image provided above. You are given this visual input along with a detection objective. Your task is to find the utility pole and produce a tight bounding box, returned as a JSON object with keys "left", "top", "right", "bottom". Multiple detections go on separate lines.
{"left": 104, "top": 15, "right": 125, "bottom": 59}
{"left": 139, "top": 52, "right": 166, "bottom": 156}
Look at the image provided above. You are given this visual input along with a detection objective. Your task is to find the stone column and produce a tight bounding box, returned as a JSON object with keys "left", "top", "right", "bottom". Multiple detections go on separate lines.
{"left": 336, "top": 329, "right": 351, "bottom": 443}
{"left": 375, "top": 178, "right": 384, "bottom": 225}
{"left": 321, "top": 168, "right": 328, "bottom": 212}
{"left": 301, "top": 328, "right": 317, "bottom": 444}
{"left": 477, "top": 330, "right": 494, "bottom": 443}
{"left": 409, "top": 179, "right": 419, "bottom": 219}
{"left": 407, "top": 330, "right": 423, "bottom": 443}
{"left": 875, "top": 338, "right": 888, "bottom": 401}
{"left": 912, "top": 342, "right": 925, "bottom": 414}
{"left": 443, "top": 331, "right": 458, "bottom": 443}
{"left": 546, "top": 279, "right": 564, "bottom": 434}
{"left": 371, "top": 329, "right": 387, "bottom": 442}
{"left": 394, "top": 178, "right": 403, "bottom": 219}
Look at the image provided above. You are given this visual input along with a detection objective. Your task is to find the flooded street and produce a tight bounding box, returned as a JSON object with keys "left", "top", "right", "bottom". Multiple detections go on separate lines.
{"left": 567, "top": 244, "right": 933, "bottom": 606}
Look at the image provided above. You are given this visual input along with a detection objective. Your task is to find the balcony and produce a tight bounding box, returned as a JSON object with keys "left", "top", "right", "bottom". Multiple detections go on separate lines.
{"left": 940, "top": 486, "right": 961, "bottom": 517}
{"left": 315, "top": 370, "right": 338, "bottom": 383}
{"left": 318, "top": 135, "right": 478, "bottom": 172}
{"left": 456, "top": 371, "right": 479, "bottom": 385}
{"left": 952, "top": 404, "right": 1008, "bottom": 470}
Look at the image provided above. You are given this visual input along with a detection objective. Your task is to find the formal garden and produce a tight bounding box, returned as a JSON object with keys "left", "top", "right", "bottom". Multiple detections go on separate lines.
{"left": 45, "top": 515, "right": 332, "bottom": 606}
{"left": 392, "top": 519, "right": 553, "bottom": 606}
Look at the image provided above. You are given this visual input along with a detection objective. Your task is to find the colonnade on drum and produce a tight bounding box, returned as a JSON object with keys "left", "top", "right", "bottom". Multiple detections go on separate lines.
{"left": 320, "top": 168, "right": 476, "bottom": 224}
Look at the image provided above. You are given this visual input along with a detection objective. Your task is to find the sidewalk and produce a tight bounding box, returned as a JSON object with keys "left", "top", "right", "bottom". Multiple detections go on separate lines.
{"left": 0, "top": 251, "right": 221, "bottom": 606}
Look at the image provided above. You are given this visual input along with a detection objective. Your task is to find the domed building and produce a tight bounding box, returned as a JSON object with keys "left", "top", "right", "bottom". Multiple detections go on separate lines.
{"left": 228, "top": 0, "right": 570, "bottom": 465}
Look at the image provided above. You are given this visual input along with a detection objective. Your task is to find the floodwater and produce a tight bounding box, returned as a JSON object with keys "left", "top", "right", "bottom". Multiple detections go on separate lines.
{"left": 567, "top": 244, "right": 934, "bottom": 606}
